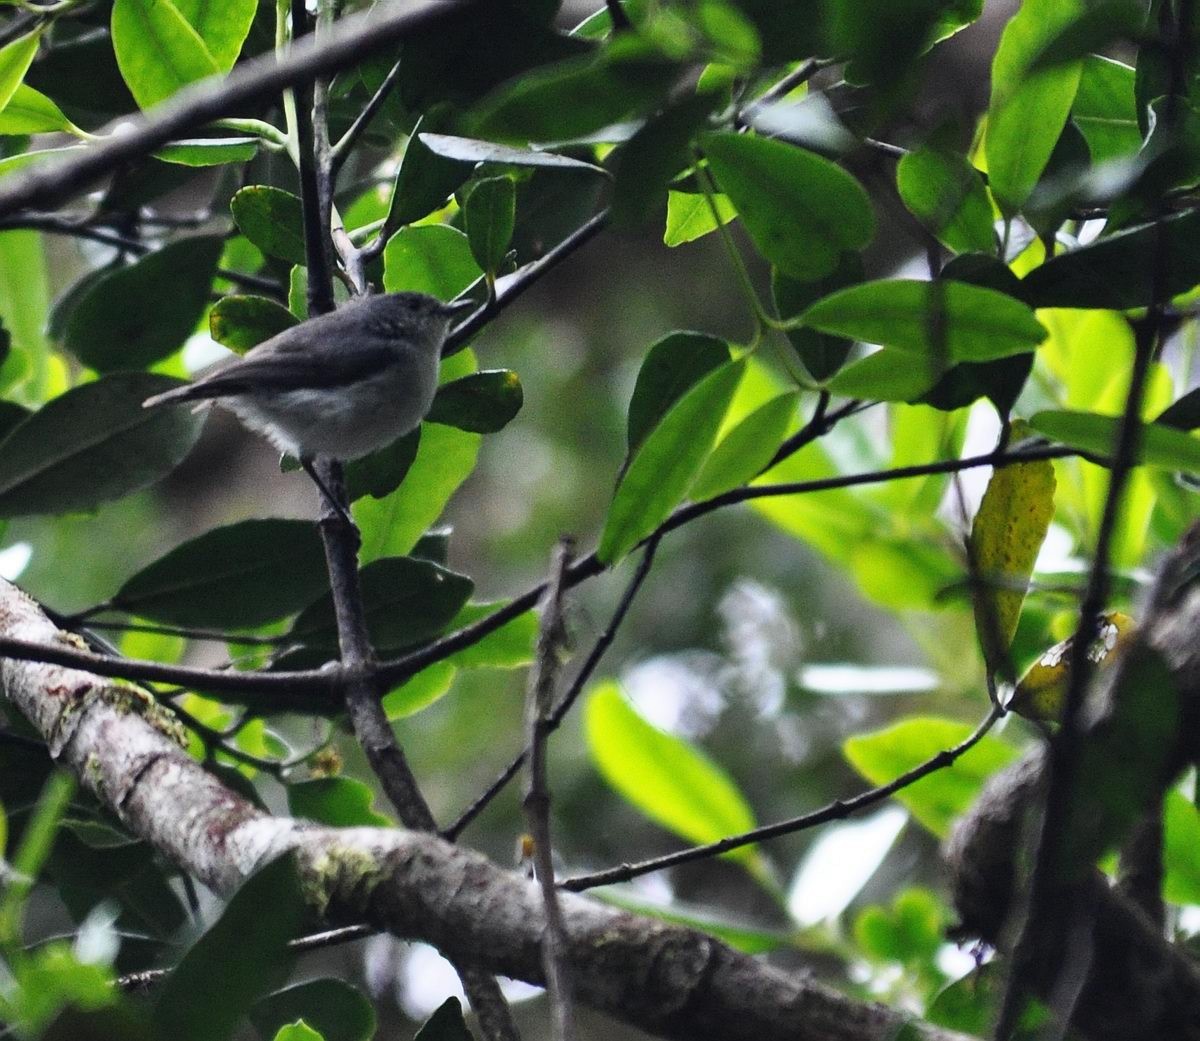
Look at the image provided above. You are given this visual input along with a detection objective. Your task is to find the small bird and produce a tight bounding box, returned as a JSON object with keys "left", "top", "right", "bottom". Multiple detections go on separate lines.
{"left": 144, "top": 292, "right": 473, "bottom": 511}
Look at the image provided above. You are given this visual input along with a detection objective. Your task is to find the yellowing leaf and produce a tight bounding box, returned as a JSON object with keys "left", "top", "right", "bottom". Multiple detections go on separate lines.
{"left": 970, "top": 443, "right": 1056, "bottom": 673}
{"left": 1009, "top": 611, "right": 1136, "bottom": 721}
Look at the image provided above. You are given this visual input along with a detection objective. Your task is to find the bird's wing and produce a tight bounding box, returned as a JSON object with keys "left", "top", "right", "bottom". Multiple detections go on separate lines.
{"left": 163, "top": 333, "right": 398, "bottom": 401}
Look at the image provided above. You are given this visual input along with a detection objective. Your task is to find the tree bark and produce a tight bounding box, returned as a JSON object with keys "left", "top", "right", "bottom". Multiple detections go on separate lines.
{"left": 0, "top": 580, "right": 971, "bottom": 1041}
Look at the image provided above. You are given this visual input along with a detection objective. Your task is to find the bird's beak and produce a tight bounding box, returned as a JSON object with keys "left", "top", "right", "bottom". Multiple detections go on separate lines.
{"left": 440, "top": 297, "right": 476, "bottom": 318}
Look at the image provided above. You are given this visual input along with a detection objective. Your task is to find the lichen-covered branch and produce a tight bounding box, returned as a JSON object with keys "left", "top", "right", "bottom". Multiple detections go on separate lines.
{"left": 0, "top": 579, "right": 971, "bottom": 1041}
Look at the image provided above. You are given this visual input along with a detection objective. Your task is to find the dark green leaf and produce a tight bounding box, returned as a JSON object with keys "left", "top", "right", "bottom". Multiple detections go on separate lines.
{"left": 463, "top": 176, "right": 516, "bottom": 272}
{"left": 427, "top": 370, "right": 523, "bottom": 433}
{"left": 626, "top": 332, "right": 730, "bottom": 457}
{"left": 469, "top": 37, "right": 680, "bottom": 142}
{"left": 896, "top": 146, "right": 995, "bottom": 254}
{"left": 414, "top": 998, "right": 473, "bottom": 1041}
{"left": 110, "top": 519, "right": 328, "bottom": 628}
{"left": 389, "top": 111, "right": 475, "bottom": 229}
{"left": 65, "top": 236, "right": 223, "bottom": 371}
{"left": 985, "top": 0, "right": 1084, "bottom": 211}
{"left": 290, "top": 556, "right": 473, "bottom": 651}
{"left": 1021, "top": 209, "right": 1200, "bottom": 309}
{"left": 0, "top": 400, "right": 30, "bottom": 441}
{"left": 773, "top": 254, "right": 862, "bottom": 380}
{"left": 611, "top": 91, "right": 718, "bottom": 227}
{"left": 111, "top": 0, "right": 220, "bottom": 110}
{"left": 345, "top": 429, "right": 421, "bottom": 501}
{"left": 1072, "top": 55, "right": 1141, "bottom": 163}
{"left": 1156, "top": 388, "right": 1200, "bottom": 430}
{"left": 1027, "top": 1, "right": 1146, "bottom": 72}
{"left": 382, "top": 225, "right": 482, "bottom": 299}
{"left": 602, "top": 359, "right": 744, "bottom": 563}
{"left": 801, "top": 279, "right": 1046, "bottom": 361}
{"left": 251, "top": 980, "right": 375, "bottom": 1041}
{"left": 209, "top": 295, "right": 298, "bottom": 354}
{"left": 0, "top": 374, "right": 205, "bottom": 517}
{"left": 231, "top": 186, "right": 307, "bottom": 267}
{"left": 1057, "top": 644, "right": 1179, "bottom": 880}
{"left": 419, "top": 132, "right": 607, "bottom": 173}
{"left": 287, "top": 778, "right": 392, "bottom": 828}
{"left": 920, "top": 353, "right": 1033, "bottom": 415}
{"left": 701, "top": 131, "right": 874, "bottom": 280}
{"left": 1030, "top": 409, "right": 1200, "bottom": 471}
{"left": 152, "top": 855, "right": 305, "bottom": 1041}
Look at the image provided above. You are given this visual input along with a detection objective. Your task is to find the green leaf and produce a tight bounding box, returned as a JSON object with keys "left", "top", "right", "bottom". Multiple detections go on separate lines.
{"left": 65, "top": 235, "right": 222, "bottom": 371}
{"left": 252, "top": 981, "right": 374, "bottom": 1041}
{"left": 231, "top": 186, "right": 307, "bottom": 267}
{"left": 427, "top": 370, "right": 523, "bottom": 433}
{"left": 1073, "top": 56, "right": 1141, "bottom": 163}
{"left": 664, "top": 189, "right": 736, "bottom": 246}
{"left": 0, "top": 83, "right": 82, "bottom": 136}
{"left": 0, "top": 373, "right": 205, "bottom": 517}
{"left": 209, "top": 295, "right": 298, "bottom": 354}
{"left": 1026, "top": 1, "right": 1145, "bottom": 72}
{"left": 773, "top": 254, "right": 863, "bottom": 380}
{"left": 414, "top": 998, "right": 472, "bottom": 1041}
{"left": 690, "top": 392, "right": 797, "bottom": 500}
{"left": 585, "top": 681, "right": 760, "bottom": 869}
{"left": 111, "top": 0, "right": 220, "bottom": 110}
{"left": 896, "top": 146, "right": 995, "bottom": 254}
{"left": 802, "top": 279, "right": 1046, "bottom": 361}
{"left": 152, "top": 855, "right": 305, "bottom": 1041}
{"left": 387, "top": 112, "right": 475, "bottom": 230}
{"left": 344, "top": 429, "right": 421, "bottom": 502}
{"left": 382, "top": 225, "right": 483, "bottom": 299}
{"left": 469, "top": 38, "right": 679, "bottom": 142}
{"left": 290, "top": 556, "right": 473, "bottom": 652}
{"left": 1031, "top": 409, "right": 1200, "bottom": 471}
{"left": 601, "top": 358, "right": 744, "bottom": 563}
{"left": 419, "top": 132, "right": 607, "bottom": 173}
{"left": 0, "top": 30, "right": 41, "bottom": 115}
{"left": 611, "top": 91, "right": 718, "bottom": 227}
{"left": 985, "top": 0, "right": 1085, "bottom": 211}
{"left": 701, "top": 131, "right": 874, "bottom": 280}
{"left": 171, "top": 0, "right": 255, "bottom": 72}
{"left": 0, "top": 229, "right": 49, "bottom": 399}
{"left": 382, "top": 661, "right": 457, "bottom": 719}
{"left": 1056, "top": 644, "right": 1178, "bottom": 880}
{"left": 969, "top": 449, "right": 1056, "bottom": 673}
{"left": 287, "top": 778, "right": 393, "bottom": 828}
{"left": 1156, "top": 387, "right": 1200, "bottom": 430}
{"left": 355, "top": 423, "right": 481, "bottom": 562}
{"left": 827, "top": 349, "right": 943, "bottom": 402}
{"left": 154, "top": 137, "right": 259, "bottom": 167}
{"left": 441, "top": 601, "right": 537, "bottom": 669}
{"left": 274, "top": 1024, "right": 324, "bottom": 1041}
{"left": 626, "top": 332, "right": 730, "bottom": 457}
{"left": 1163, "top": 789, "right": 1200, "bottom": 905}
{"left": 843, "top": 716, "right": 1018, "bottom": 837}
{"left": 110, "top": 519, "right": 328, "bottom": 628}
{"left": 463, "top": 176, "right": 516, "bottom": 273}
{"left": 1020, "top": 209, "right": 1200, "bottom": 309}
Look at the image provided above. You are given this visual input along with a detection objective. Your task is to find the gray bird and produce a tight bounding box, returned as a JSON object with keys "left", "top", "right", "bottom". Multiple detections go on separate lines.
{"left": 144, "top": 291, "right": 472, "bottom": 462}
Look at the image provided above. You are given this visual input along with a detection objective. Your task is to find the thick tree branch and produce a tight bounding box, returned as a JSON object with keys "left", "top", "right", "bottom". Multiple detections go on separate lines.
{"left": 0, "top": 580, "right": 972, "bottom": 1041}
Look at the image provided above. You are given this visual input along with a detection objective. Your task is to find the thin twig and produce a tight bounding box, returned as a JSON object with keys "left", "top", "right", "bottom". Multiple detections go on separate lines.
{"left": 523, "top": 539, "right": 577, "bottom": 1041}
{"left": 444, "top": 537, "right": 660, "bottom": 840}
{"left": 330, "top": 56, "right": 403, "bottom": 174}
{"left": 561, "top": 705, "right": 1003, "bottom": 891}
